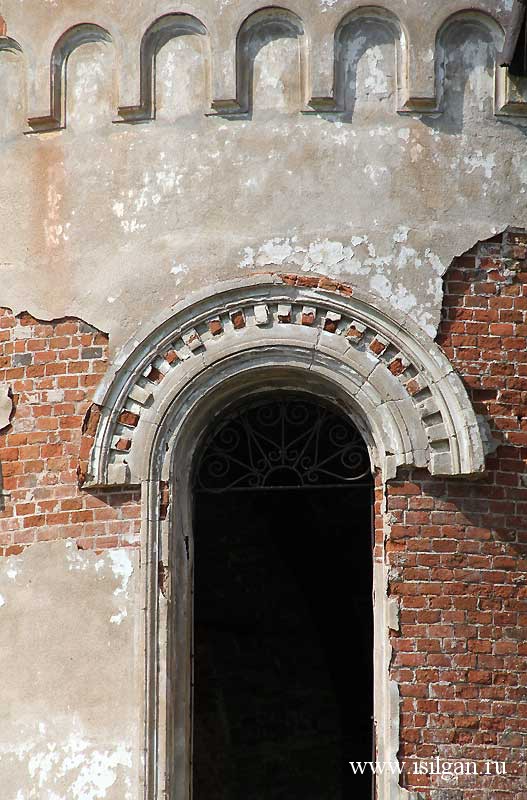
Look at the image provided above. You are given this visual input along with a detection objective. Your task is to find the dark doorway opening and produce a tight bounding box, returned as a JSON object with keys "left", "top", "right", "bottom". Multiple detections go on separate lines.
{"left": 192, "top": 395, "right": 374, "bottom": 799}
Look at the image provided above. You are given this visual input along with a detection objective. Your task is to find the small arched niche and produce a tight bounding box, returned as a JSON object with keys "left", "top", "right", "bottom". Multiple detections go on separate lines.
{"left": 0, "top": 39, "right": 26, "bottom": 138}
{"left": 139, "top": 14, "right": 209, "bottom": 121}
{"left": 437, "top": 12, "right": 503, "bottom": 127}
{"left": 26, "top": 23, "right": 116, "bottom": 132}
{"left": 237, "top": 8, "right": 307, "bottom": 113}
{"left": 335, "top": 9, "right": 403, "bottom": 118}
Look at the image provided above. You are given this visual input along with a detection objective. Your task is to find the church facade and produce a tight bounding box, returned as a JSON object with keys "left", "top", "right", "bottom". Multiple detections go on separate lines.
{"left": 0, "top": 1, "right": 526, "bottom": 798}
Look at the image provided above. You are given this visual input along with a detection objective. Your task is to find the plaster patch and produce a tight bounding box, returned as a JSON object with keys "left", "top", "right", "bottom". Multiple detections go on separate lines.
{"left": 26, "top": 732, "right": 132, "bottom": 800}
{"left": 410, "top": 142, "right": 424, "bottom": 162}
{"left": 369, "top": 273, "right": 392, "bottom": 299}
{"left": 239, "top": 247, "right": 255, "bottom": 268}
{"left": 69, "top": 743, "right": 132, "bottom": 800}
{"left": 463, "top": 151, "right": 496, "bottom": 179}
{"left": 304, "top": 239, "right": 353, "bottom": 271}
{"left": 393, "top": 226, "right": 409, "bottom": 244}
{"left": 170, "top": 263, "right": 189, "bottom": 286}
{"left": 255, "top": 238, "right": 294, "bottom": 266}
{"left": 45, "top": 186, "right": 70, "bottom": 248}
{"left": 0, "top": 384, "right": 13, "bottom": 430}
{"left": 364, "top": 163, "right": 388, "bottom": 185}
{"left": 364, "top": 46, "right": 389, "bottom": 94}
{"left": 107, "top": 549, "right": 133, "bottom": 595}
{"left": 72, "top": 60, "right": 106, "bottom": 124}
{"left": 0, "top": 593, "right": 5, "bottom": 607}
{"left": 396, "top": 247, "right": 422, "bottom": 271}
{"left": 393, "top": 285, "right": 418, "bottom": 313}
{"left": 425, "top": 248, "right": 446, "bottom": 276}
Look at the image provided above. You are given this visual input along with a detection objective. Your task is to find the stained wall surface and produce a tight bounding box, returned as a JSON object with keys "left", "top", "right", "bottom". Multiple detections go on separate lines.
{"left": 0, "top": 0, "right": 525, "bottom": 348}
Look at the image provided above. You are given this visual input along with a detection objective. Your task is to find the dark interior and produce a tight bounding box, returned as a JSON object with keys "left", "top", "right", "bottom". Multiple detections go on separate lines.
{"left": 192, "top": 397, "right": 374, "bottom": 799}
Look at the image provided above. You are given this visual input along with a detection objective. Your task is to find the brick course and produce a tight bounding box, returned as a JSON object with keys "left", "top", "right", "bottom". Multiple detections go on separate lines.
{"left": 387, "top": 229, "right": 527, "bottom": 798}
{"left": 0, "top": 311, "right": 140, "bottom": 555}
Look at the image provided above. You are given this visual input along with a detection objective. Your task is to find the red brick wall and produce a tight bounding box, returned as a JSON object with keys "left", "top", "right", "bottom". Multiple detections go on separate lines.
{"left": 387, "top": 229, "right": 527, "bottom": 798}
{"left": 0, "top": 231, "right": 525, "bottom": 798}
{"left": 0, "top": 310, "right": 140, "bottom": 556}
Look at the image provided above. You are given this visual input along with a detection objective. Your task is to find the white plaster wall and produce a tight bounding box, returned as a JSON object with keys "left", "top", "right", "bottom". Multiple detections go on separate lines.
{"left": 0, "top": 0, "right": 525, "bottom": 355}
{"left": 0, "top": 541, "right": 142, "bottom": 799}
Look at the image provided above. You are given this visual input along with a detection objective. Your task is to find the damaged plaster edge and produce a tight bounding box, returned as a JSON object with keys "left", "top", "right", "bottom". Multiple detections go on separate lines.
{"left": 0, "top": 303, "right": 109, "bottom": 340}
{"left": 422, "top": 222, "right": 510, "bottom": 341}
{"left": 434, "top": 223, "right": 510, "bottom": 279}
{"left": 427, "top": 223, "right": 509, "bottom": 344}
{"left": 0, "top": 536, "right": 138, "bottom": 566}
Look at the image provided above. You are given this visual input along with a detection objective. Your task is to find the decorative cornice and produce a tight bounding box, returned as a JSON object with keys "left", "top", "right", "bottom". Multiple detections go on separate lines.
{"left": 0, "top": 2, "right": 523, "bottom": 132}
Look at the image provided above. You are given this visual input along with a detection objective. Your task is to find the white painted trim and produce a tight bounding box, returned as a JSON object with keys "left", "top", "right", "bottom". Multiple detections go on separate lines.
{"left": 85, "top": 276, "right": 485, "bottom": 488}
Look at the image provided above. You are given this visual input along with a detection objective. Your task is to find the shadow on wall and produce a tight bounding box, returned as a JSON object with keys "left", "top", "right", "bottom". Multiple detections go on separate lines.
{"left": 428, "top": 16, "right": 501, "bottom": 136}
{"left": 334, "top": 14, "right": 400, "bottom": 123}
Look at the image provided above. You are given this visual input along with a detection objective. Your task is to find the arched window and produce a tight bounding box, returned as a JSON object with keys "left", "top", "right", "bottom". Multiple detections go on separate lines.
{"left": 192, "top": 394, "right": 374, "bottom": 799}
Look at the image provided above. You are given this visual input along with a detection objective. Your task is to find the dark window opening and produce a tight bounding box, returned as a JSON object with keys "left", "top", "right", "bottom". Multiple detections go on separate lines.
{"left": 500, "top": 1, "right": 527, "bottom": 77}
{"left": 192, "top": 395, "right": 375, "bottom": 799}
{"left": 510, "top": 15, "right": 527, "bottom": 76}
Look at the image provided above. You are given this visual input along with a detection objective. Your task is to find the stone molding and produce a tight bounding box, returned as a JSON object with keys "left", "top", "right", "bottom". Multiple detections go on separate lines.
{"left": 1, "top": 1, "right": 526, "bottom": 131}
{"left": 83, "top": 275, "right": 485, "bottom": 488}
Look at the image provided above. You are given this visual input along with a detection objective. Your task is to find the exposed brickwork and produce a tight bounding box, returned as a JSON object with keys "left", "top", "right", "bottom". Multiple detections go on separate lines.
{"left": 0, "top": 232, "right": 526, "bottom": 797}
{"left": 0, "top": 310, "right": 140, "bottom": 556}
{"left": 387, "top": 229, "right": 527, "bottom": 798}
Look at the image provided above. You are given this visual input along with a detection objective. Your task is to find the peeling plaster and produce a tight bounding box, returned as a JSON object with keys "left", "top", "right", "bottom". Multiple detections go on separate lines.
{"left": 0, "top": 0, "right": 523, "bottom": 352}
{"left": 237, "top": 233, "right": 448, "bottom": 336}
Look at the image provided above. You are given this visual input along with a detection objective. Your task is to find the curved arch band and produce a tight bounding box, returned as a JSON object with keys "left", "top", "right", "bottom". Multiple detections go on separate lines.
{"left": 82, "top": 276, "right": 485, "bottom": 488}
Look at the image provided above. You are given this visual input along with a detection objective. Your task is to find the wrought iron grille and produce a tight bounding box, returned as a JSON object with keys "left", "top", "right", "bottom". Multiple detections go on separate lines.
{"left": 195, "top": 396, "right": 371, "bottom": 491}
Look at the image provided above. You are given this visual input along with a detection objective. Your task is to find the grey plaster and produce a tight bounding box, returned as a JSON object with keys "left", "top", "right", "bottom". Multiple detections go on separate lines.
{"left": 0, "top": 540, "right": 142, "bottom": 799}
{"left": 0, "top": 0, "right": 525, "bottom": 354}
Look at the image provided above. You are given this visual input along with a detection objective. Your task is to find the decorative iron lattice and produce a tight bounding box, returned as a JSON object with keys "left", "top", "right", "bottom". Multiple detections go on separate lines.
{"left": 195, "top": 397, "right": 371, "bottom": 491}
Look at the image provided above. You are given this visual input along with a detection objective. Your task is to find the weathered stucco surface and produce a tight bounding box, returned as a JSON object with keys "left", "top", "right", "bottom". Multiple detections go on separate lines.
{"left": 0, "top": 0, "right": 526, "bottom": 351}
{"left": 0, "top": 3, "right": 526, "bottom": 799}
{"left": 0, "top": 541, "right": 141, "bottom": 799}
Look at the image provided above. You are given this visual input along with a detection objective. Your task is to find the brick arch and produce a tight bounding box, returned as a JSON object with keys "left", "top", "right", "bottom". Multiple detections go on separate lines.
{"left": 80, "top": 275, "right": 485, "bottom": 488}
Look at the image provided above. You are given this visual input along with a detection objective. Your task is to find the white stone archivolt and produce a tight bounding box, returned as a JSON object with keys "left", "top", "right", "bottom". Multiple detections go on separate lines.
{"left": 85, "top": 275, "right": 485, "bottom": 487}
